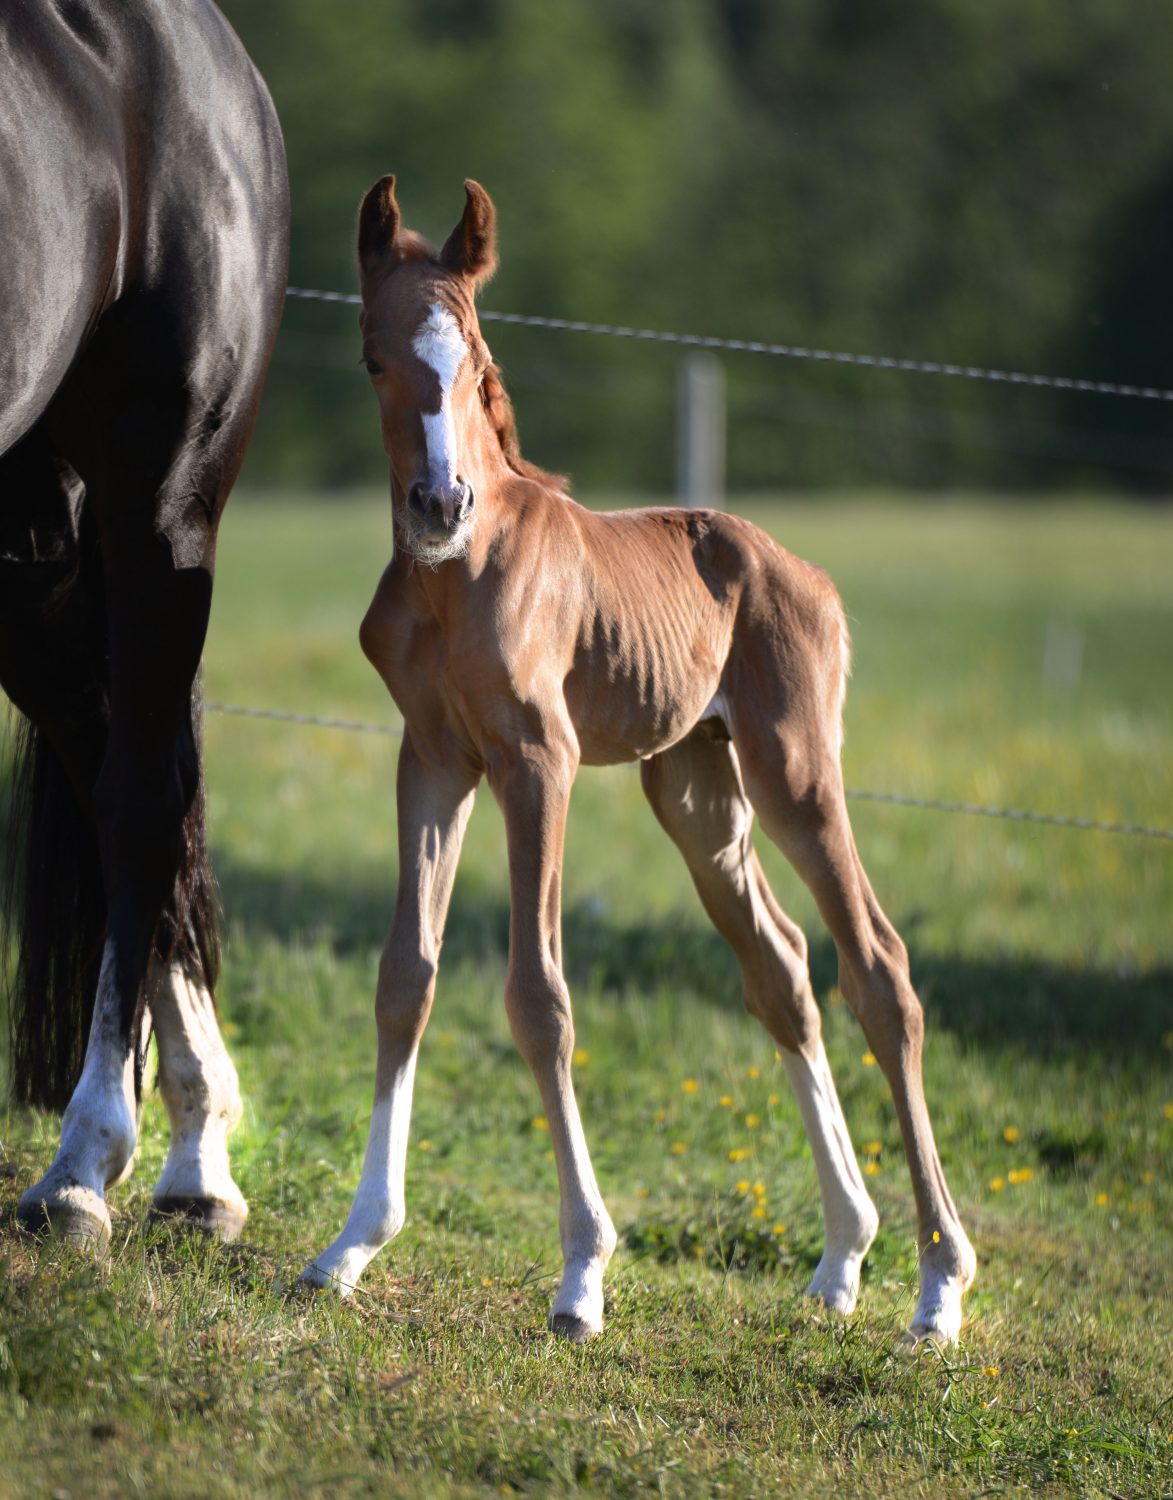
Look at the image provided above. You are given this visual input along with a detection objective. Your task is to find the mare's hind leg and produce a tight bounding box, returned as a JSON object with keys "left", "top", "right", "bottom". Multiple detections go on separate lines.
{"left": 148, "top": 960, "right": 248, "bottom": 1240}
{"left": 734, "top": 710, "right": 977, "bottom": 1345}
{"left": 16, "top": 529, "right": 217, "bottom": 1244}
{"left": 16, "top": 268, "right": 275, "bottom": 1243}
{"left": 642, "top": 730, "right": 878, "bottom": 1314}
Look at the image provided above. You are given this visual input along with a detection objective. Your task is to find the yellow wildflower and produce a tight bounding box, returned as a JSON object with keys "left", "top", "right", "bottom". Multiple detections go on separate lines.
{"left": 745, "top": 1113, "right": 762, "bottom": 1129}
{"left": 653, "top": 1108, "right": 667, "bottom": 1124}
{"left": 682, "top": 1078, "right": 699, "bottom": 1095}
{"left": 989, "top": 1177, "right": 1005, "bottom": 1192}
{"left": 1095, "top": 1192, "right": 1109, "bottom": 1207}
{"left": 1007, "top": 1168, "right": 1033, "bottom": 1185}
{"left": 719, "top": 1095, "right": 734, "bottom": 1108}
{"left": 861, "top": 1052, "right": 877, "bottom": 1067}
{"left": 670, "top": 1141, "right": 687, "bottom": 1155}
{"left": 864, "top": 1162, "right": 882, "bottom": 1177}
{"left": 418, "top": 1139, "right": 432, "bottom": 1152}
{"left": 1163, "top": 1103, "right": 1173, "bottom": 1121}
{"left": 932, "top": 1230, "right": 941, "bottom": 1244}
{"left": 747, "top": 1065, "right": 760, "bottom": 1080}
{"left": 752, "top": 1180, "right": 766, "bottom": 1195}
{"left": 773, "top": 1223, "right": 787, "bottom": 1237}
{"left": 728, "top": 1147, "right": 751, "bottom": 1162}
{"left": 983, "top": 1366, "right": 999, "bottom": 1378}
{"left": 752, "top": 1206, "right": 765, "bottom": 1219}
{"left": 573, "top": 1048, "right": 589, "bottom": 1066}
{"left": 863, "top": 1140, "right": 882, "bottom": 1156}
{"left": 1140, "top": 1170, "right": 1155, "bottom": 1186}
{"left": 1002, "top": 1125, "right": 1020, "bottom": 1144}
{"left": 736, "top": 1179, "right": 750, "bottom": 1193}
{"left": 532, "top": 1116, "right": 548, "bottom": 1131}
{"left": 768, "top": 1093, "right": 781, "bottom": 1106}
{"left": 774, "top": 1049, "right": 782, "bottom": 1063}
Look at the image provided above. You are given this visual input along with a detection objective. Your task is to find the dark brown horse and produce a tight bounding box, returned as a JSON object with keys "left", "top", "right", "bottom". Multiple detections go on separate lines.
{"left": 1, "top": 0, "right": 288, "bottom": 1245}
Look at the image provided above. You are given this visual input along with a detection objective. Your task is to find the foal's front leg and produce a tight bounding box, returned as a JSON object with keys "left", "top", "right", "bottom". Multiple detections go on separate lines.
{"left": 301, "top": 739, "right": 477, "bottom": 1295}
{"left": 492, "top": 737, "right": 617, "bottom": 1342}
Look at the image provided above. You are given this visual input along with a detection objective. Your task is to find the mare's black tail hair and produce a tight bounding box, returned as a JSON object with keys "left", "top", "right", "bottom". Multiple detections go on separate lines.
{"left": 2, "top": 686, "right": 220, "bottom": 1112}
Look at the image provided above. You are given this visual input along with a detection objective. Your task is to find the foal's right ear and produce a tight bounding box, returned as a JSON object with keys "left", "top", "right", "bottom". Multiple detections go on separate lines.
{"left": 357, "top": 174, "right": 402, "bottom": 276}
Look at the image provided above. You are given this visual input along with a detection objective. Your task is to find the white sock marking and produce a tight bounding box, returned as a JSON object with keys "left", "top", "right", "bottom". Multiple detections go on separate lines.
{"left": 303, "top": 1051, "right": 420, "bottom": 1295}
{"left": 151, "top": 963, "right": 247, "bottom": 1219}
{"left": 782, "top": 1041, "right": 879, "bottom": 1314}
{"left": 19, "top": 941, "right": 138, "bottom": 1233}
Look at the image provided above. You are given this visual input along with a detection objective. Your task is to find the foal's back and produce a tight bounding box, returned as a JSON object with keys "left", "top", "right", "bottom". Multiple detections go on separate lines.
{"left": 520, "top": 490, "right": 848, "bottom": 767}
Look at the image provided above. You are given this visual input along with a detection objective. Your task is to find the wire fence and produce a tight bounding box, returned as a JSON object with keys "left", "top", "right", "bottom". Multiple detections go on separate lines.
{"left": 204, "top": 701, "right": 1173, "bottom": 844}
{"left": 208, "top": 291, "right": 1173, "bottom": 846}
{"left": 287, "top": 286, "right": 1173, "bottom": 404}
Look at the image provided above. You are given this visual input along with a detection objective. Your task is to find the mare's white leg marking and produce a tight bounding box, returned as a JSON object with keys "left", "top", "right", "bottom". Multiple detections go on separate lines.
{"left": 18, "top": 942, "right": 137, "bottom": 1242}
{"left": 782, "top": 1042, "right": 879, "bottom": 1315}
{"left": 546, "top": 1074, "right": 617, "bottom": 1339}
{"left": 151, "top": 963, "right": 247, "bottom": 1232}
{"left": 412, "top": 302, "right": 467, "bottom": 492}
{"left": 301, "top": 1052, "right": 419, "bottom": 1296}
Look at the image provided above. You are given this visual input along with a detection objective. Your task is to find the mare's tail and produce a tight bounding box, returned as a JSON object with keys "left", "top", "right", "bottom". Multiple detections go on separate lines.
{"left": 3, "top": 691, "right": 220, "bottom": 1112}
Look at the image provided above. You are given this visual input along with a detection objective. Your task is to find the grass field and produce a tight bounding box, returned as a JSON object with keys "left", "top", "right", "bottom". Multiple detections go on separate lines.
{"left": 1, "top": 493, "right": 1170, "bottom": 1498}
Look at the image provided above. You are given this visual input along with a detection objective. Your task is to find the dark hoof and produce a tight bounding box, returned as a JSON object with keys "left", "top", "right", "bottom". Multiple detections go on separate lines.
{"left": 549, "top": 1313, "right": 600, "bottom": 1344}
{"left": 17, "top": 1198, "right": 111, "bottom": 1249}
{"left": 149, "top": 1197, "right": 248, "bottom": 1243}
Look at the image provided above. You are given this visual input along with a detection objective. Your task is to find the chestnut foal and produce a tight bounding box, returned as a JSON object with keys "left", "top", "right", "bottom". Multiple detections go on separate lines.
{"left": 302, "top": 175, "right": 977, "bottom": 1345}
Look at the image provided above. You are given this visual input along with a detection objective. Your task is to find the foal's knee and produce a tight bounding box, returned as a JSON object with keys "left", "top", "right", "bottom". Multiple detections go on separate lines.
{"left": 505, "top": 962, "right": 574, "bottom": 1070}
{"left": 374, "top": 943, "right": 436, "bottom": 1045}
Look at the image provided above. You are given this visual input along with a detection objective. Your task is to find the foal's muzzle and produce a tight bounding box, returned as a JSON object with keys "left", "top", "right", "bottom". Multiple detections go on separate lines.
{"left": 407, "top": 479, "right": 475, "bottom": 531}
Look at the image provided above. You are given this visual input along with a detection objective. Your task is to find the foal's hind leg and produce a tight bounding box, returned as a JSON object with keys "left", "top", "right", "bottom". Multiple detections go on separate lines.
{"left": 735, "top": 714, "right": 977, "bottom": 1345}
{"left": 642, "top": 730, "right": 878, "bottom": 1314}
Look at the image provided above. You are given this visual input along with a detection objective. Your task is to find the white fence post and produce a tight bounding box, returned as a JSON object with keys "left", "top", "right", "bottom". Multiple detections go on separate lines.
{"left": 677, "top": 353, "right": 725, "bottom": 508}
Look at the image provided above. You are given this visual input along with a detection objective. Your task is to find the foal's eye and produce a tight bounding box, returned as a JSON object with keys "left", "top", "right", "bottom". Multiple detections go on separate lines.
{"left": 364, "top": 359, "right": 384, "bottom": 378}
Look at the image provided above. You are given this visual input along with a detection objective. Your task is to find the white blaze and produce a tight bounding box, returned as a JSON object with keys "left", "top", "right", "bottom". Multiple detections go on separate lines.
{"left": 412, "top": 302, "right": 467, "bottom": 489}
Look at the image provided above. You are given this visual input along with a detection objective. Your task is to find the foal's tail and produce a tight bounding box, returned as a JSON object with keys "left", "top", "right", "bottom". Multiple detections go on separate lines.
{"left": 2, "top": 691, "right": 220, "bottom": 1112}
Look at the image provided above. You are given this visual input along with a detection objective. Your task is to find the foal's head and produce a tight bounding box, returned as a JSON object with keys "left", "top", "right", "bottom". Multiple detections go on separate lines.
{"left": 356, "top": 175, "right": 500, "bottom": 565}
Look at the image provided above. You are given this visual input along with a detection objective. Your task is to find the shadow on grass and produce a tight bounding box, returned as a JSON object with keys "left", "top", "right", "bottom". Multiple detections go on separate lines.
{"left": 211, "top": 849, "right": 1172, "bottom": 1067}
{"left": 2, "top": 738, "right": 1166, "bottom": 1067}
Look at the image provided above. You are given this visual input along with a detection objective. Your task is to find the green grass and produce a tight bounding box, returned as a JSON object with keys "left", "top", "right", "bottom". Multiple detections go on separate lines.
{"left": 2, "top": 493, "right": 1171, "bottom": 1497}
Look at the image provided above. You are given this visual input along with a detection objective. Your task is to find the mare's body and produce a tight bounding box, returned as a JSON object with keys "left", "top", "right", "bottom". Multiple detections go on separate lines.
{"left": 304, "top": 176, "right": 976, "bottom": 1347}
{"left": 1, "top": 0, "right": 288, "bottom": 1243}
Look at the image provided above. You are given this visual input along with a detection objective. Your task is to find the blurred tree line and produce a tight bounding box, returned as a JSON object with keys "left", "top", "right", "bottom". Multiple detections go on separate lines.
{"left": 222, "top": 0, "right": 1173, "bottom": 494}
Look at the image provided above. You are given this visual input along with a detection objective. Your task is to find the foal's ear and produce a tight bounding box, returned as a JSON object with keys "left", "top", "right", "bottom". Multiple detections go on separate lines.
{"left": 440, "top": 180, "right": 498, "bottom": 287}
{"left": 357, "top": 174, "right": 402, "bottom": 276}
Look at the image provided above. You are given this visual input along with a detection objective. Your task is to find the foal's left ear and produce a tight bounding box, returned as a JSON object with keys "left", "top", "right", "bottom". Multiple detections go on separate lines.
{"left": 440, "top": 180, "right": 498, "bottom": 287}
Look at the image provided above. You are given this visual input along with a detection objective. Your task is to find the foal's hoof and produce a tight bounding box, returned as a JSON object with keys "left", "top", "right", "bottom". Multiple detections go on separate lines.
{"left": 297, "top": 1262, "right": 355, "bottom": 1298}
{"left": 549, "top": 1313, "right": 600, "bottom": 1344}
{"left": 16, "top": 1195, "right": 111, "bottom": 1249}
{"left": 149, "top": 1196, "right": 248, "bottom": 1243}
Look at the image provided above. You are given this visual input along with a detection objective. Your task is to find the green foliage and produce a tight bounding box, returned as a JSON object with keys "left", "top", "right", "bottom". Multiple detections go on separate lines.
{"left": 2, "top": 493, "right": 1171, "bottom": 1494}
{"left": 220, "top": 0, "right": 1173, "bottom": 492}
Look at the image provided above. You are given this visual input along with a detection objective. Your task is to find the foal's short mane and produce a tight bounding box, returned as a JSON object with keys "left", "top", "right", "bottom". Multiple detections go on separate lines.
{"left": 479, "top": 361, "right": 567, "bottom": 492}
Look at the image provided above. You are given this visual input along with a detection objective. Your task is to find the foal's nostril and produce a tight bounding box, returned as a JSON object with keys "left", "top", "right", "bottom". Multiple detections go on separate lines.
{"left": 407, "top": 481, "right": 429, "bottom": 518}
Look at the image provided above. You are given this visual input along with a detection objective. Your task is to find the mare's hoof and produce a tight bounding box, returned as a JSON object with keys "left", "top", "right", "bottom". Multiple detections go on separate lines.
{"left": 149, "top": 1196, "right": 248, "bottom": 1243}
{"left": 549, "top": 1313, "right": 600, "bottom": 1344}
{"left": 17, "top": 1197, "right": 111, "bottom": 1249}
